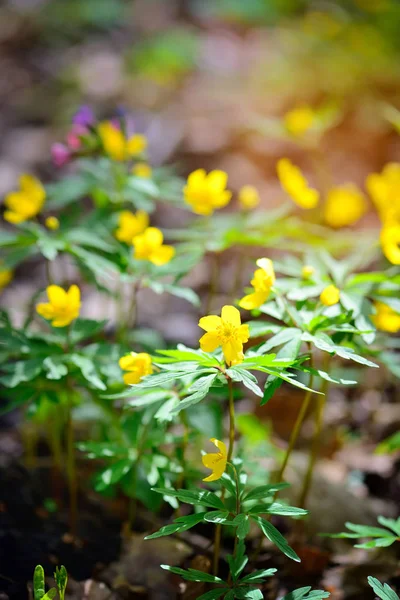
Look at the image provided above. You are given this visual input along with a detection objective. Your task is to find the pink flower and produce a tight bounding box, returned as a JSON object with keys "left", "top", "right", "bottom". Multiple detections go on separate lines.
{"left": 51, "top": 143, "right": 71, "bottom": 167}
{"left": 66, "top": 124, "right": 87, "bottom": 150}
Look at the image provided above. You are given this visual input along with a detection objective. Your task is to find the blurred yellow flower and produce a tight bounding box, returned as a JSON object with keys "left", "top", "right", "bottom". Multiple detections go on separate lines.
{"left": 4, "top": 175, "right": 46, "bottom": 224}
{"left": 119, "top": 352, "right": 153, "bottom": 385}
{"left": 380, "top": 224, "right": 400, "bottom": 265}
{"left": 320, "top": 284, "right": 340, "bottom": 306}
{"left": 0, "top": 267, "right": 13, "bottom": 291}
{"left": 36, "top": 284, "right": 80, "bottom": 327}
{"left": 366, "top": 163, "right": 400, "bottom": 225}
{"left": 302, "top": 265, "right": 315, "bottom": 279}
{"left": 132, "top": 227, "right": 175, "bottom": 266}
{"left": 132, "top": 163, "right": 152, "bottom": 178}
{"left": 239, "top": 258, "right": 275, "bottom": 310}
{"left": 184, "top": 169, "right": 232, "bottom": 215}
{"left": 199, "top": 305, "right": 249, "bottom": 366}
{"left": 284, "top": 106, "right": 315, "bottom": 137}
{"left": 238, "top": 185, "right": 260, "bottom": 210}
{"left": 98, "top": 121, "right": 147, "bottom": 161}
{"left": 115, "top": 210, "right": 149, "bottom": 244}
{"left": 371, "top": 301, "right": 400, "bottom": 333}
{"left": 202, "top": 438, "right": 227, "bottom": 482}
{"left": 324, "top": 184, "right": 367, "bottom": 228}
{"left": 45, "top": 216, "right": 60, "bottom": 230}
{"left": 277, "top": 158, "right": 319, "bottom": 209}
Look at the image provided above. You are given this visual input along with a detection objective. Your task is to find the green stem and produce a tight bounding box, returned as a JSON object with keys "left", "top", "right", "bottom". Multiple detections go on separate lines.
{"left": 66, "top": 394, "right": 77, "bottom": 538}
{"left": 227, "top": 464, "right": 240, "bottom": 585}
{"left": 127, "top": 280, "right": 140, "bottom": 334}
{"left": 298, "top": 360, "right": 331, "bottom": 509}
{"left": 45, "top": 260, "right": 53, "bottom": 286}
{"left": 213, "top": 377, "right": 235, "bottom": 576}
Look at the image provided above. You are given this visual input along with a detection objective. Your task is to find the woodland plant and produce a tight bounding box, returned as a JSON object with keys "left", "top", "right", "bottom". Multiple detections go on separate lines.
{"left": 1, "top": 104, "right": 400, "bottom": 598}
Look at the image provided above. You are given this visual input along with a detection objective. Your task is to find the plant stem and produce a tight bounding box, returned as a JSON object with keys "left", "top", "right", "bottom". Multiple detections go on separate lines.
{"left": 127, "top": 280, "right": 140, "bottom": 333}
{"left": 298, "top": 361, "right": 331, "bottom": 509}
{"left": 45, "top": 260, "right": 53, "bottom": 286}
{"left": 275, "top": 345, "right": 314, "bottom": 483}
{"left": 206, "top": 252, "right": 221, "bottom": 314}
{"left": 66, "top": 394, "right": 77, "bottom": 538}
{"left": 227, "top": 464, "right": 240, "bottom": 585}
{"left": 213, "top": 377, "right": 235, "bottom": 576}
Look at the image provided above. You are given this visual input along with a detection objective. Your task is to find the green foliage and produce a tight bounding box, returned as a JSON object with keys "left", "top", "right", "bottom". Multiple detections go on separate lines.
{"left": 368, "top": 577, "right": 400, "bottom": 600}
{"left": 33, "top": 566, "right": 57, "bottom": 600}
{"left": 325, "top": 517, "right": 400, "bottom": 549}
{"left": 54, "top": 566, "right": 68, "bottom": 600}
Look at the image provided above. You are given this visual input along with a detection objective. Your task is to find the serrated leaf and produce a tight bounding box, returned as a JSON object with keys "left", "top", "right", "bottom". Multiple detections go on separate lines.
{"left": 197, "top": 589, "right": 228, "bottom": 600}
{"left": 204, "top": 510, "right": 230, "bottom": 524}
{"left": 232, "top": 514, "right": 250, "bottom": 539}
{"left": 281, "top": 587, "right": 330, "bottom": 600}
{"left": 171, "top": 373, "right": 218, "bottom": 413}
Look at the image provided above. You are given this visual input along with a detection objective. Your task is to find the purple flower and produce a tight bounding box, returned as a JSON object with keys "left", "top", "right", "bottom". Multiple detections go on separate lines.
{"left": 72, "top": 105, "right": 95, "bottom": 127}
{"left": 51, "top": 143, "right": 71, "bottom": 167}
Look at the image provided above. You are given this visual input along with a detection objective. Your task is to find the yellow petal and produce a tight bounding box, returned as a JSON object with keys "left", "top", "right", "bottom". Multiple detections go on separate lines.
{"left": 221, "top": 305, "right": 241, "bottom": 327}
{"left": 149, "top": 244, "right": 175, "bottom": 266}
{"left": 212, "top": 190, "right": 232, "bottom": 209}
{"left": 320, "top": 285, "right": 340, "bottom": 306}
{"left": 239, "top": 292, "right": 267, "bottom": 310}
{"left": 144, "top": 227, "right": 164, "bottom": 248}
{"left": 67, "top": 285, "right": 81, "bottom": 308}
{"left": 119, "top": 354, "right": 138, "bottom": 371}
{"left": 3, "top": 210, "right": 26, "bottom": 224}
{"left": 199, "top": 331, "right": 220, "bottom": 352}
{"left": 127, "top": 134, "right": 147, "bottom": 156}
{"left": 209, "top": 438, "right": 227, "bottom": 456}
{"left": 36, "top": 303, "right": 55, "bottom": 320}
{"left": 207, "top": 170, "right": 228, "bottom": 191}
{"left": 123, "top": 371, "right": 142, "bottom": 385}
{"left": 51, "top": 316, "right": 76, "bottom": 327}
{"left": 238, "top": 323, "right": 250, "bottom": 343}
{"left": 186, "top": 169, "right": 206, "bottom": 188}
{"left": 222, "top": 340, "right": 244, "bottom": 366}
{"left": 47, "top": 285, "right": 68, "bottom": 307}
{"left": 198, "top": 315, "right": 222, "bottom": 332}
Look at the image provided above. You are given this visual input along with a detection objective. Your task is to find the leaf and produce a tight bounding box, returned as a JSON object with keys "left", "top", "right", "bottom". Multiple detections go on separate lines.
{"left": 54, "top": 566, "right": 68, "bottom": 600}
{"left": 76, "top": 441, "right": 129, "bottom": 459}
{"left": 197, "top": 589, "right": 228, "bottom": 600}
{"left": 160, "top": 565, "right": 224, "bottom": 584}
{"left": 227, "top": 540, "right": 248, "bottom": 581}
{"left": 148, "top": 281, "right": 200, "bottom": 306}
{"left": 43, "top": 356, "right": 68, "bottom": 380}
{"left": 37, "top": 236, "right": 65, "bottom": 260}
{"left": 226, "top": 367, "right": 263, "bottom": 397}
{"left": 172, "top": 373, "right": 218, "bottom": 413}
{"left": 253, "top": 516, "right": 300, "bottom": 562}
{"left": 234, "top": 588, "right": 264, "bottom": 600}
{"left": 355, "top": 537, "right": 398, "bottom": 548}
{"left": 41, "top": 590, "right": 57, "bottom": 600}
{"left": 204, "top": 510, "right": 230, "bottom": 524}
{"left": 46, "top": 175, "right": 92, "bottom": 209}
{"left": 368, "top": 577, "right": 400, "bottom": 600}
{"left": 0, "top": 359, "right": 43, "bottom": 387}
{"left": 95, "top": 459, "right": 133, "bottom": 490}
{"left": 263, "top": 502, "right": 308, "bottom": 517}
{"left": 281, "top": 587, "right": 330, "bottom": 600}
{"left": 145, "top": 512, "right": 206, "bottom": 539}
{"left": 240, "top": 568, "right": 277, "bottom": 583}
{"left": 302, "top": 332, "right": 378, "bottom": 368}
{"left": 66, "top": 228, "right": 115, "bottom": 252}
{"left": 344, "top": 522, "right": 394, "bottom": 538}
{"left": 377, "top": 516, "right": 400, "bottom": 536}
{"left": 70, "top": 318, "right": 108, "bottom": 343}
{"left": 34, "top": 565, "right": 45, "bottom": 600}
{"left": 69, "top": 353, "right": 106, "bottom": 390}
{"left": 260, "top": 376, "right": 282, "bottom": 406}
{"left": 243, "top": 483, "right": 290, "bottom": 502}
{"left": 152, "top": 487, "right": 225, "bottom": 509}
{"left": 257, "top": 329, "right": 302, "bottom": 355}
{"left": 232, "top": 514, "right": 250, "bottom": 539}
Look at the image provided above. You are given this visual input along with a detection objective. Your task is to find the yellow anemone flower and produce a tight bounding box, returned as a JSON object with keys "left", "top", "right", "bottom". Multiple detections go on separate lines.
{"left": 371, "top": 301, "right": 400, "bottom": 333}
{"left": 119, "top": 352, "right": 153, "bottom": 385}
{"left": 380, "top": 224, "right": 400, "bottom": 265}
{"left": 98, "top": 121, "right": 147, "bottom": 161}
{"left": 202, "top": 438, "right": 228, "bottom": 482}
{"left": 4, "top": 174, "right": 46, "bottom": 224}
{"left": 302, "top": 265, "right": 315, "bottom": 279}
{"left": 324, "top": 184, "right": 367, "bottom": 228}
{"left": 366, "top": 162, "right": 400, "bottom": 225}
{"left": 45, "top": 216, "right": 60, "bottom": 230}
{"left": 132, "top": 227, "right": 175, "bottom": 266}
{"left": 115, "top": 210, "right": 149, "bottom": 244}
{"left": 277, "top": 158, "right": 319, "bottom": 209}
{"left": 36, "top": 285, "right": 81, "bottom": 327}
{"left": 184, "top": 169, "right": 232, "bottom": 216}
{"left": 238, "top": 185, "right": 260, "bottom": 210}
{"left": 284, "top": 106, "right": 315, "bottom": 137}
{"left": 320, "top": 284, "right": 340, "bottom": 306}
{"left": 239, "top": 258, "right": 275, "bottom": 310}
{"left": 0, "top": 267, "right": 13, "bottom": 291}
{"left": 132, "top": 163, "right": 152, "bottom": 178}
{"left": 199, "top": 305, "right": 249, "bottom": 366}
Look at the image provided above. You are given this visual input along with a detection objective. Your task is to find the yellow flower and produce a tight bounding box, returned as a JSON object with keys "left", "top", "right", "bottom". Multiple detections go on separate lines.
{"left": 238, "top": 185, "right": 260, "bottom": 210}
{"left": 132, "top": 227, "right": 175, "bottom": 266}
{"left": 119, "top": 352, "right": 153, "bottom": 385}
{"left": 371, "top": 301, "right": 400, "bottom": 333}
{"left": 320, "top": 284, "right": 340, "bottom": 306}
{"left": 277, "top": 158, "right": 319, "bottom": 209}
{"left": 98, "top": 121, "right": 147, "bottom": 161}
{"left": 45, "top": 216, "right": 60, "bottom": 230}
{"left": 36, "top": 285, "right": 81, "bottom": 327}
{"left": 184, "top": 169, "right": 232, "bottom": 216}
{"left": 380, "top": 224, "right": 400, "bottom": 264}
{"left": 239, "top": 258, "right": 275, "bottom": 310}
{"left": 4, "top": 174, "right": 46, "bottom": 224}
{"left": 132, "top": 163, "right": 152, "bottom": 178}
{"left": 115, "top": 210, "right": 149, "bottom": 244}
{"left": 199, "top": 305, "right": 249, "bottom": 366}
{"left": 324, "top": 184, "right": 367, "bottom": 228}
{"left": 302, "top": 265, "right": 315, "bottom": 279}
{"left": 202, "top": 438, "right": 227, "bottom": 482}
{"left": 366, "top": 162, "right": 400, "bottom": 225}
{"left": 0, "top": 267, "right": 13, "bottom": 291}
{"left": 284, "top": 106, "right": 315, "bottom": 137}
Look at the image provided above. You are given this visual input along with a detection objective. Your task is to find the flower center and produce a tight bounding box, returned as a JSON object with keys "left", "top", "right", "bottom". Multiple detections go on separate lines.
{"left": 216, "top": 320, "right": 237, "bottom": 343}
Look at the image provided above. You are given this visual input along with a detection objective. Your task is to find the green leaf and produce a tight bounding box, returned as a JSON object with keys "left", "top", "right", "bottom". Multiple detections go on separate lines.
{"left": 197, "top": 589, "right": 228, "bottom": 600}
{"left": 227, "top": 540, "right": 248, "bottom": 581}
{"left": 344, "top": 522, "right": 394, "bottom": 538}
{"left": 66, "top": 228, "right": 115, "bottom": 252}
{"left": 34, "top": 565, "right": 45, "bottom": 600}
{"left": 257, "top": 328, "right": 302, "bottom": 355}
{"left": 253, "top": 516, "right": 300, "bottom": 562}
{"left": 69, "top": 353, "right": 106, "bottom": 390}
{"left": 37, "top": 236, "right": 65, "bottom": 260}
{"left": 160, "top": 565, "right": 224, "bottom": 583}
{"left": 263, "top": 502, "right": 308, "bottom": 517}
{"left": 70, "top": 318, "right": 108, "bottom": 343}
{"left": 368, "top": 577, "right": 400, "bottom": 600}
{"left": 226, "top": 367, "right": 263, "bottom": 397}
{"left": 232, "top": 514, "right": 250, "bottom": 539}
{"left": 240, "top": 568, "right": 277, "bottom": 583}
{"left": 243, "top": 482, "right": 290, "bottom": 502}
{"left": 260, "top": 376, "right": 282, "bottom": 405}
{"left": 41, "top": 590, "right": 57, "bottom": 600}
{"left": 95, "top": 459, "right": 133, "bottom": 490}
{"left": 302, "top": 332, "right": 378, "bottom": 368}
{"left": 148, "top": 281, "right": 200, "bottom": 306}
{"left": 152, "top": 487, "right": 225, "bottom": 510}
{"left": 43, "top": 356, "right": 68, "bottom": 380}
{"left": 172, "top": 373, "right": 218, "bottom": 413}
{"left": 355, "top": 537, "right": 398, "bottom": 548}
{"left": 204, "top": 510, "right": 230, "bottom": 524}
{"left": 377, "top": 516, "right": 400, "bottom": 536}
{"left": 145, "top": 512, "right": 206, "bottom": 539}
{"left": 46, "top": 175, "right": 92, "bottom": 209}
{"left": 0, "top": 359, "right": 43, "bottom": 387}
{"left": 234, "top": 588, "right": 263, "bottom": 600}
{"left": 376, "top": 431, "right": 400, "bottom": 454}
{"left": 54, "top": 566, "right": 68, "bottom": 600}
{"left": 281, "top": 587, "right": 330, "bottom": 600}
{"left": 77, "top": 441, "right": 129, "bottom": 459}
